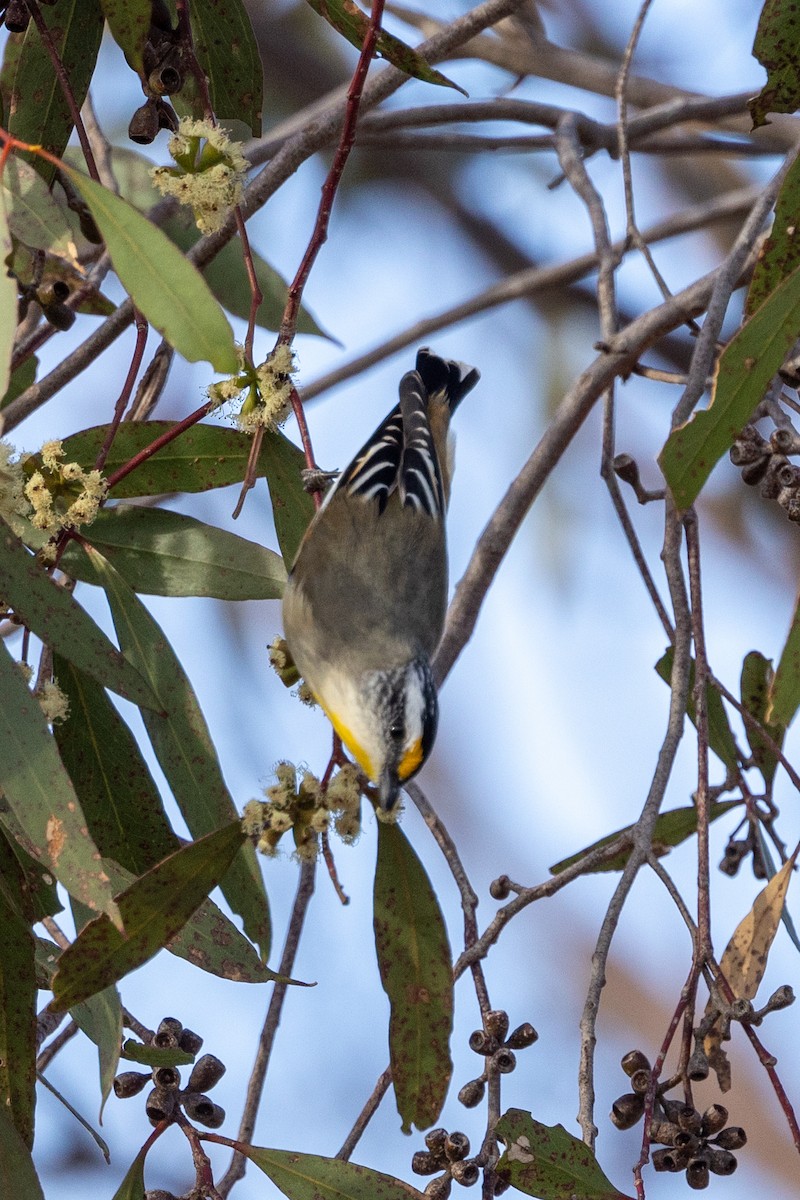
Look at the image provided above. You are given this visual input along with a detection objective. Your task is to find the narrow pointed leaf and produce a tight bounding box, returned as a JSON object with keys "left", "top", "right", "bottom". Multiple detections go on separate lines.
{"left": 2, "top": 355, "right": 37, "bottom": 411}
{"left": 0, "top": 1108, "right": 44, "bottom": 1200}
{"left": 53, "top": 658, "right": 273, "bottom": 983}
{"left": 374, "top": 823, "right": 453, "bottom": 1132}
{"left": 495, "top": 1109, "right": 634, "bottom": 1200}
{"left": 241, "top": 1146, "right": 424, "bottom": 1200}
{"left": 70, "top": 985, "right": 123, "bottom": 1120}
{"left": 111, "top": 1146, "right": 146, "bottom": 1200}
{"left": 100, "top": 0, "right": 152, "bottom": 77}
{"left": 62, "top": 504, "right": 286, "bottom": 599}
{"left": 740, "top": 650, "right": 785, "bottom": 785}
{"left": 3, "top": 157, "right": 79, "bottom": 256}
{"left": 749, "top": 0, "right": 800, "bottom": 127}
{"left": 186, "top": 0, "right": 263, "bottom": 135}
{"left": 34, "top": 1072, "right": 110, "bottom": 1162}
{"left": 0, "top": 639, "right": 122, "bottom": 927}
{"left": 0, "top": 516, "right": 158, "bottom": 709}
{"left": 54, "top": 421, "right": 313, "bottom": 499}
{"left": 746, "top": 154, "right": 800, "bottom": 313}
{"left": 659, "top": 262, "right": 800, "bottom": 509}
{"left": 768, "top": 590, "right": 800, "bottom": 726}
{"left": 49, "top": 822, "right": 246, "bottom": 1010}
{"left": 703, "top": 850, "right": 797, "bottom": 1090}
{"left": 304, "top": 0, "right": 466, "bottom": 94}
{"left": 63, "top": 168, "right": 238, "bottom": 373}
{"left": 0, "top": 893, "right": 36, "bottom": 1147}
{"left": 120, "top": 1040, "right": 194, "bottom": 1068}
{"left": 83, "top": 545, "right": 271, "bottom": 959}
{"left": 549, "top": 801, "right": 739, "bottom": 876}
{"left": 0, "top": 186, "right": 16, "bottom": 404}
{"left": 656, "top": 647, "right": 738, "bottom": 770}
{"left": 0, "top": 0, "right": 104, "bottom": 183}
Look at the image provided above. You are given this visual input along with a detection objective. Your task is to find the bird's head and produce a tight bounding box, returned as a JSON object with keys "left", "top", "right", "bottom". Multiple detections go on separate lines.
{"left": 324, "top": 657, "right": 438, "bottom": 811}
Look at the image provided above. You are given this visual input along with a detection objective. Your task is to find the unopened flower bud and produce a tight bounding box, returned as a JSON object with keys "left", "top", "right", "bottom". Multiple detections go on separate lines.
{"left": 484, "top": 1010, "right": 509, "bottom": 1041}
{"left": 412, "top": 1151, "right": 442, "bottom": 1176}
{"left": 178, "top": 1027, "right": 204, "bottom": 1055}
{"left": 424, "top": 1175, "right": 452, "bottom": 1200}
{"left": 113, "top": 1071, "right": 150, "bottom": 1099}
{"left": 489, "top": 875, "right": 511, "bottom": 900}
{"left": 506, "top": 1022, "right": 538, "bottom": 1049}
{"left": 707, "top": 1147, "right": 737, "bottom": 1176}
{"left": 458, "top": 1079, "right": 485, "bottom": 1108}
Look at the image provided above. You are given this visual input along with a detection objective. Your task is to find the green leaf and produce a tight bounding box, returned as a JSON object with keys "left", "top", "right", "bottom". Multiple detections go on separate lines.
{"left": 550, "top": 801, "right": 739, "bottom": 876}
{"left": 55, "top": 420, "right": 311, "bottom": 499}
{"left": 62, "top": 503, "right": 286, "bottom": 599}
{"left": 0, "top": 515, "right": 158, "bottom": 709}
{"left": 53, "top": 656, "right": 178, "bottom": 874}
{"left": 52, "top": 657, "right": 273, "bottom": 983}
{"left": 0, "top": 828, "right": 61, "bottom": 924}
{"left": 186, "top": 0, "right": 263, "bottom": 136}
{"left": 34, "top": 1071, "right": 110, "bottom": 1163}
{"left": 100, "top": 0, "right": 152, "bottom": 77}
{"left": 0, "top": 895, "right": 36, "bottom": 1147}
{"left": 120, "top": 1039, "right": 194, "bottom": 1068}
{"left": 659, "top": 262, "right": 800, "bottom": 509}
{"left": 111, "top": 1146, "right": 146, "bottom": 1200}
{"left": 1, "top": 356, "right": 37, "bottom": 412}
{"left": 62, "top": 168, "right": 238, "bottom": 373}
{"left": 70, "top": 985, "right": 123, "bottom": 1119}
{"left": 741, "top": 650, "right": 785, "bottom": 785}
{"left": 0, "top": 188, "right": 16, "bottom": 405}
{"left": 0, "top": 1107, "right": 44, "bottom": 1200}
{"left": 49, "top": 822, "right": 246, "bottom": 1010}
{"left": 0, "top": 0, "right": 104, "bottom": 183}
{"left": 655, "top": 647, "right": 739, "bottom": 770}
{"left": 241, "top": 1146, "right": 425, "bottom": 1200}
{"left": 495, "top": 1109, "right": 634, "bottom": 1200}
{"left": 304, "top": 0, "right": 466, "bottom": 95}
{"left": 165, "top": 215, "right": 331, "bottom": 338}
{"left": 0, "top": 639, "right": 122, "bottom": 927}
{"left": 768, "top": 591, "right": 800, "bottom": 727}
{"left": 749, "top": 0, "right": 800, "bottom": 128}
{"left": 746, "top": 154, "right": 800, "bottom": 314}
{"left": 374, "top": 823, "right": 453, "bottom": 1132}
{"left": 263, "top": 431, "right": 315, "bottom": 567}
{"left": 2, "top": 157, "right": 79, "bottom": 256}
{"left": 84, "top": 545, "right": 271, "bottom": 959}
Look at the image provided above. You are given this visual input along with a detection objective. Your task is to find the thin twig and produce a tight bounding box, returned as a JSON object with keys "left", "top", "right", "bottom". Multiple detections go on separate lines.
{"left": 336, "top": 1066, "right": 393, "bottom": 1160}
{"left": 217, "top": 861, "right": 316, "bottom": 1198}
{"left": 684, "top": 512, "right": 712, "bottom": 964}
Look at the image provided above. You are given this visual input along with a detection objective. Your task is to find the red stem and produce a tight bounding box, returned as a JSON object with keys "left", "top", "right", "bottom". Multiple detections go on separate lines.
{"left": 22, "top": 0, "right": 100, "bottom": 183}
{"left": 104, "top": 399, "right": 214, "bottom": 492}
{"left": 94, "top": 310, "right": 149, "bottom": 472}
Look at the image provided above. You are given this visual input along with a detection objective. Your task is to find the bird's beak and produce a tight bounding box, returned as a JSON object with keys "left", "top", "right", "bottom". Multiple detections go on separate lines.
{"left": 378, "top": 765, "right": 401, "bottom": 811}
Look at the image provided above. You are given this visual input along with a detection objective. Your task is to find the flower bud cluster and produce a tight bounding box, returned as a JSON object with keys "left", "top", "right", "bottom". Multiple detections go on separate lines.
{"left": 20, "top": 439, "right": 107, "bottom": 544}
{"left": 242, "top": 761, "right": 362, "bottom": 860}
{"left": 151, "top": 118, "right": 250, "bottom": 235}
{"left": 113, "top": 1018, "right": 225, "bottom": 1131}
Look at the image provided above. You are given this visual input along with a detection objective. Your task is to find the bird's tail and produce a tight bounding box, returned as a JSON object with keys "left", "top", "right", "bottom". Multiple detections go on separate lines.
{"left": 415, "top": 346, "right": 480, "bottom": 414}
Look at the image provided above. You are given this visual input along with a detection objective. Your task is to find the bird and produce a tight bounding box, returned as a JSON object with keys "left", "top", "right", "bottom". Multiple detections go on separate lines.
{"left": 282, "top": 347, "right": 480, "bottom": 810}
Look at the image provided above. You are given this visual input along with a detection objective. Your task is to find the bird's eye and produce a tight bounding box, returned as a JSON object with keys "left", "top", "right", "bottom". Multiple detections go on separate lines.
{"left": 389, "top": 721, "right": 404, "bottom": 741}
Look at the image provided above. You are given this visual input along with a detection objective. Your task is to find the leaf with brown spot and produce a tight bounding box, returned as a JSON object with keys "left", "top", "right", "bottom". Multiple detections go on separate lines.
{"left": 373, "top": 822, "right": 453, "bottom": 1132}
{"left": 704, "top": 850, "right": 797, "bottom": 1090}
{"left": 304, "top": 0, "right": 465, "bottom": 94}
{"left": 49, "top": 822, "right": 247, "bottom": 1010}
{"left": 746, "top": 155, "right": 800, "bottom": 314}
{"left": 749, "top": 0, "right": 800, "bottom": 127}
{"left": 768, "top": 590, "right": 800, "bottom": 727}
{"left": 0, "top": 516, "right": 158, "bottom": 710}
{"left": 0, "top": 638, "right": 122, "bottom": 929}
{"left": 659, "top": 261, "right": 800, "bottom": 508}
{"left": 740, "top": 650, "right": 785, "bottom": 785}
{"left": 0, "top": 1108, "right": 44, "bottom": 1199}
{"left": 241, "top": 1146, "right": 425, "bottom": 1199}
{"left": 495, "top": 1109, "right": 634, "bottom": 1199}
